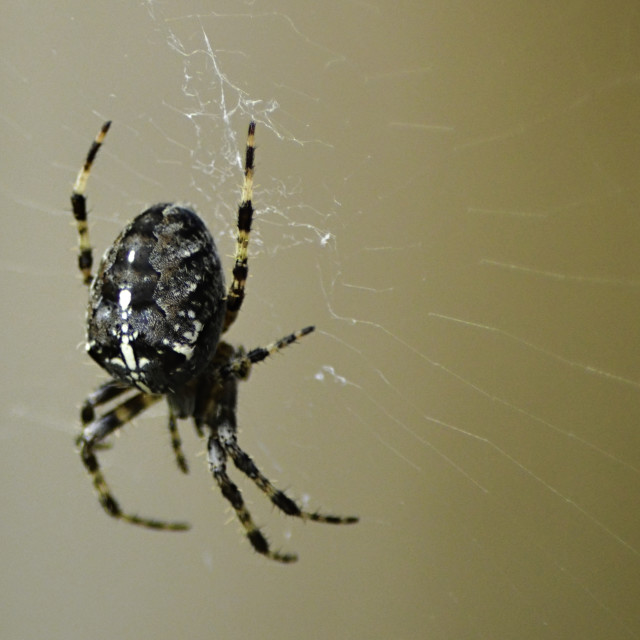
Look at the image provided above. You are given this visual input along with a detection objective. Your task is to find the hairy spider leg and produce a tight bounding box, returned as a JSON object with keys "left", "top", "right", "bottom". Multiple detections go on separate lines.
{"left": 207, "top": 384, "right": 297, "bottom": 563}
{"left": 198, "top": 326, "right": 316, "bottom": 425}
{"left": 79, "top": 391, "right": 190, "bottom": 531}
{"left": 168, "top": 407, "right": 189, "bottom": 474}
{"left": 202, "top": 326, "right": 357, "bottom": 562}
{"left": 223, "top": 121, "right": 255, "bottom": 333}
{"left": 79, "top": 369, "right": 189, "bottom": 475}
{"left": 71, "top": 121, "right": 111, "bottom": 286}
{"left": 217, "top": 325, "right": 316, "bottom": 383}
{"left": 80, "top": 378, "right": 131, "bottom": 425}
{"left": 217, "top": 378, "right": 358, "bottom": 524}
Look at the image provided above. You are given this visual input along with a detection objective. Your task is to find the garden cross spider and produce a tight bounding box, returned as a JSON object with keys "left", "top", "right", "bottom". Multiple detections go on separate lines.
{"left": 71, "top": 121, "right": 357, "bottom": 563}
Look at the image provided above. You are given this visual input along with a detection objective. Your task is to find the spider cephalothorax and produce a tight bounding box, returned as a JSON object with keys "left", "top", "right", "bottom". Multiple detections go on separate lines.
{"left": 71, "top": 121, "right": 357, "bottom": 562}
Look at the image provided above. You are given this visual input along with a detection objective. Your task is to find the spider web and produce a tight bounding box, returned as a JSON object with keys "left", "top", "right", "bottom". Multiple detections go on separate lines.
{"left": 1, "top": 2, "right": 639, "bottom": 639}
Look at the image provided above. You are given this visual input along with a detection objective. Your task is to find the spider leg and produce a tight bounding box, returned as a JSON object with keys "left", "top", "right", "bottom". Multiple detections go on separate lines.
{"left": 223, "top": 121, "right": 255, "bottom": 333}
{"left": 207, "top": 427, "right": 297, "bottom": 563}
{"left": 81, "top": 378, "right": 130, "bottom": 425}
{"left": 217, "top": 326, "right": 316, "bottom": 383}
{"left": 78, "top": 378, "right": 131, "bottom": 451}
{"left": 79, "top": 391, "right": 190, "bottom": 531}
{"left": 71, "top": 121, "right": 111, "bottom": 286}
{"left": 197, "top": 328, "right": 315, "bottom": 428}
{"left": 217, "top": 378, "right": 358, "bottom": 526}
{"left": 168, "top": 407, "right": 189, "bottom": 474}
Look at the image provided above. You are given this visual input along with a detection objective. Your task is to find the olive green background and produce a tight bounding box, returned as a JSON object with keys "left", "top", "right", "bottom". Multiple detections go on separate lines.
{"left": 2, "top": 2, "right": 639, "bottom": 639}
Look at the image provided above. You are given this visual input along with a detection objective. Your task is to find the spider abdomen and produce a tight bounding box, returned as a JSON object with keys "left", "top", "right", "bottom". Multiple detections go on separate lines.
{"left": 87, "top": 204, "right": 226, "bottom": 394}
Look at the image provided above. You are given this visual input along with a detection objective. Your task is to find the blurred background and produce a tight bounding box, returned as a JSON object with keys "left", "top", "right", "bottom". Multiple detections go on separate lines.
{"left": 2, "top": 2, "right": 640, "bottom": 639}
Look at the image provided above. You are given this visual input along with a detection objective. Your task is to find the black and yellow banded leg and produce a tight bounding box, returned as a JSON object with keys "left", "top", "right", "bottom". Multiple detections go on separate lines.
{"left": 220, "top": 428, "right": 358, "bottom": 525}
{"left": 223, "top": 121, "right": 255, "bottom": 333}
{"left": 207, "top": 435, "right": 297, "bottom": 563}
{"left": 217, "top": 326, "right": 316, "bottom": 383}
{"left": 215, "top": 376, "right": 358, "bottom": 526}
{"left": 71, "top": 121, "right": 111, "bottom": 286}
{"left": 80, "top": 378, "right": 131, "bottom": 425}
{"left": 168, "top": 408, "right": 189, "bottom": 474}
{"left": 79, "top": 391, "right": 189, "bottom": 531}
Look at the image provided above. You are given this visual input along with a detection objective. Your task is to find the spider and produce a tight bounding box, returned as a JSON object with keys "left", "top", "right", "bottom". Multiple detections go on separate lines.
{"left": 71, "top": 120, "right": 357, "bottom": 563}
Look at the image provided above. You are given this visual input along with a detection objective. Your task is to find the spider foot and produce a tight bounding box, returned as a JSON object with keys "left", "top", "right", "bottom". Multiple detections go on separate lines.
{"left": 247, "top": 527, "right": 298, "bottom": 564}
{"left": 96, "top": 490, "right": 190, "bottom": 531}
{"left": 121, "top": 513, "right": 190, "bottom": 532}
{"left": 305, "top": 512, "right": 359, "bottom": 525}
